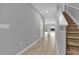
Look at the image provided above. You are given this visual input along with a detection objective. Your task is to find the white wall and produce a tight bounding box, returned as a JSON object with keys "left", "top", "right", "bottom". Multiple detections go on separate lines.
{"left": 56, "top": 25, "right": 66, "bottom": 55}
{"left": 0, "top": 3, "right": 41, "bottom": 55}
{"left": 56, "top": 9, "right": 68, "bottom": 55}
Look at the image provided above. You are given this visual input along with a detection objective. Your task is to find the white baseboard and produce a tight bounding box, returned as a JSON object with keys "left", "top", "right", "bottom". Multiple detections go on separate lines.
{"left": 16, "top": 37, "right": 43, "bottom": 55}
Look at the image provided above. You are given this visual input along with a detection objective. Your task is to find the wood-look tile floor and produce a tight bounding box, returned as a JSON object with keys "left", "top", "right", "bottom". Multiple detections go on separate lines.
{"left": 20, "top": 32, "right": 58, "bottom": 55}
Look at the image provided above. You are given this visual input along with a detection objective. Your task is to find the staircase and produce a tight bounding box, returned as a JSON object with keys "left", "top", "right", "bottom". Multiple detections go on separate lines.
{"left": 63, "top": 12, "right": 79, "bottom": 55}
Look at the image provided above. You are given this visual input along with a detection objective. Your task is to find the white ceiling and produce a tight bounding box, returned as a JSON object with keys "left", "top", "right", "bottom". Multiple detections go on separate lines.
{"left": 32, "top": 3, "right": 58, "bottom": 23}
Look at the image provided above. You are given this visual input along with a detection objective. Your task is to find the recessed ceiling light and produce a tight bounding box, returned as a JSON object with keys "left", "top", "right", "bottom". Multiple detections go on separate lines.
{"left": 45, "top": 10, "right": 48, "bottom": 13}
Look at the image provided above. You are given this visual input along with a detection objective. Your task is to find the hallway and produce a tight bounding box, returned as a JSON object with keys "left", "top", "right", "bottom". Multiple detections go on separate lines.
{"left": 18, "top": 32, "right": 58, "bottom": 55}
{"left": 0, "top": 3, "right": 79, "bottom": 55}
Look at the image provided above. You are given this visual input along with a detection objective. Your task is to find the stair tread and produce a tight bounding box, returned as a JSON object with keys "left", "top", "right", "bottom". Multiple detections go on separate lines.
{"left": 67, "top": 48, "right": 79, "bottom": 55}
{"left": 67, "top": 32, "right": 79, "bottom": 33}
{"left": 68, "top": 42, "right": 79, "bottom": 47}
{"left": 67, "top": 36, "right": 79, "bottom": 39}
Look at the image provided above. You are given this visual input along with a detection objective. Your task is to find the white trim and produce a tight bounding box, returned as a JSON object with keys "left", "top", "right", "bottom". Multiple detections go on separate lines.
{"left": 16, "top": 37, "right": 43, "bottom": 55}
{"left": 55, "top": 39, "right": 59, "bottom": 55}
{"left": 58, "top": 8, "right": 68, "bottom": 26}
{"left": 66, "top": 10, "right": 79, "bottom": 28}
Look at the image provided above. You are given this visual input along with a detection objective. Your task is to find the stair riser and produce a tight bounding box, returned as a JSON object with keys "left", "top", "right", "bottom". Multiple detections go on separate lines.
{"left": 68, "top": 21, "right": 75, "bottom": 22}
{"left": 67, "top": 34, "right": 79, "bottom": 36}
{"left": 67, "top": 26, "right": 77, "bottom": 28}
{"left": 67, "top": 39, "right": 79, "bottom": 42}
{"left": 66, "top": 32, "right": 79, "bottom": 34}
{"left": 67, "top": 25, "right": 77, "bottom": 27}
{"left": 66, "top": 29, "right": 79, "bottom": 31}
{"left": 67, "top": 44, "right": 79, "bottom": 48}
{"left": 67, "top": 21, "right": 74, "bottom": 23}
{"left": 67, "top": 24, "right": 78, "bottom": 27}
{"left": 68, "top": 25, "right": 77, "bottom": 26}
{"left": 67, "top": 22, "right": 76, "bottom": 24}
{"left": 67, "top": 28, "right": 78, "bottom": 30}
{"left": 66, "top": 19, "right": 72, "bottom": 21}
{"left": 66, "top": 37, "right": 79, "bottom": 39}
{"left": 66, "top": 29, "right": 79, "bottom": 30}
{"left": 67, "top": 31, "right": 79, "bottom": 32}
{"left": 67, "top": 40, "right": 79, "bottom": 44}
{"left": 68, "top": 22, "right": 75, "bottom": 24}
{"left": 66, "top": 35, "right": 79, "bottom": 37}
{"left": 66, "top": 20, "right": 74, "bottom": 22}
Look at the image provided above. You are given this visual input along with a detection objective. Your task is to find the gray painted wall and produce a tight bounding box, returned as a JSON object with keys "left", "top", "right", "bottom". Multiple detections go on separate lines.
{"left": 0, "top": 3, "right": 41, "bottom": 55}
{"left": 66, "top": 4, "right": 79, "bottom": 27}
{"left": 69, "top": 3, "right": 79, "bottom": 8}
{"left": 58, "top": 3, "right": 65, "bottom": 12}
